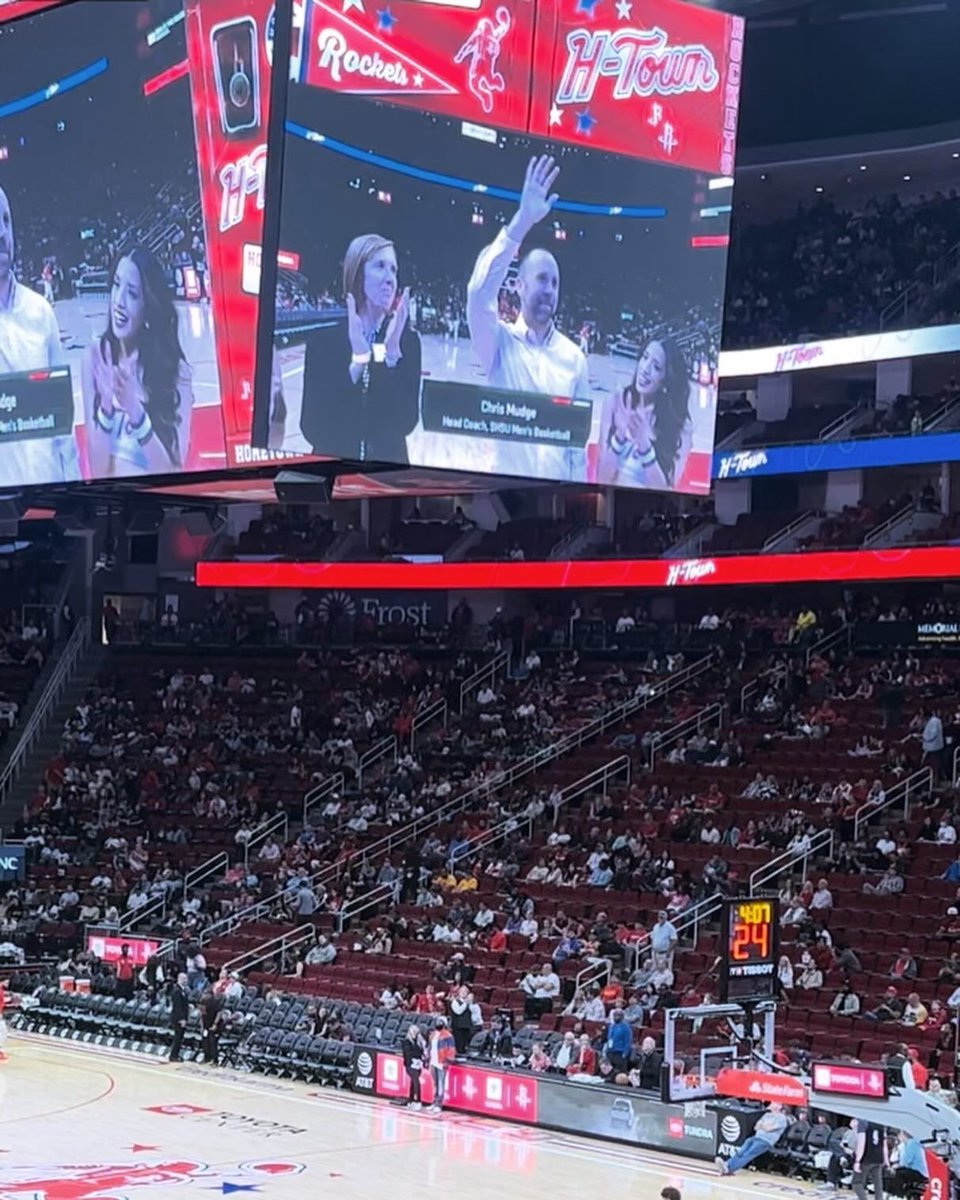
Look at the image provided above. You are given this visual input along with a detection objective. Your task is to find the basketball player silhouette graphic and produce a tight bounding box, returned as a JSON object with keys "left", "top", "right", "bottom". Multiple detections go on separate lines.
{"left": 454, "top": 7, "right": 511, "bottom": 115}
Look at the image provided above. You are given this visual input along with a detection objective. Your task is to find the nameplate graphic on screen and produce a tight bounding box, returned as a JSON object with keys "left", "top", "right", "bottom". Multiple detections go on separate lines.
{"left": 421, "top": 381, "right": 591, "bottom": 447}
{"left": 0, "top": 369, "right": 73, "bottom": 442}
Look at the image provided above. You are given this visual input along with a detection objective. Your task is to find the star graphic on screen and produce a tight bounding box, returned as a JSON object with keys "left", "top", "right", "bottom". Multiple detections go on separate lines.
{"left": 615, "top": 0, "right": 632, "bottom": 17}
{"left": 376, "top": 6, "right": 396, "bottom": 30}
{"left": 575, "top": 109, "right": 596, "bottom": 135}
{"left": 549, "top": 105, "right": 563, "bottom": 126}
{"left": 413, "top": 71, "right": 424, "bottom": 87}
{"left": 342, "top": 0, "right": 364, "bottom": 12}
{"left": 576, "top": 0, "right": 600, "bottom": 13}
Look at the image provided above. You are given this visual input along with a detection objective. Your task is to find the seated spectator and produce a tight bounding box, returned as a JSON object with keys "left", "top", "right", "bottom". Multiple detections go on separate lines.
{"left": 632, "top": 1036, "right": 662, "bottom": 1090}
{"left": 892, "top": 1130, "right": 929, "bottom": 1195}
{"left": 777, "top": 956, "right": 794, "bottom": 994}
{"left": 528, "top": 1042, "right": 551, "bottom": 1072}
{"left": 719, "top": 1103, "right": 789, "bottom": 1176}
{"left": 809, "top": 879, "right": 834, "bottom": 912}
{"left": 304, "top": 936, "right": 337, "bottom": 967}
{"left": 863, "top": 865, "right": 905, "bottom": 896}
{"left": 796, "top": 952, "right": 823, "bottom": 990}
{"left": 830, "top": 984, "right": 861, "bottom": 1016}
{"left": 891, "top": 948, "right": 919, "bottom": 981}
{"left": 865, "top": 986, "right": 905, "bottom": 1022}
{"left": 568, "top": 1033, "right": 597, "bottom": 1078}
{"left": 901, "top": 993, "right": 929, "bottom": 1028}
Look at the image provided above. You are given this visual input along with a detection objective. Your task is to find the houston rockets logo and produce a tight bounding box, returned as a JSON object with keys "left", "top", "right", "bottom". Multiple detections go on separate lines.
{"left": 453, "top": 7, "right": 511, "bottom": 114}
{"left": 0, "top": 1160, "right": 305, "bottom": 1200}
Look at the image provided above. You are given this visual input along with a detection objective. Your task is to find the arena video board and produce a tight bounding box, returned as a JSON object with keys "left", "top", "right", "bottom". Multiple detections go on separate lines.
{"left": 0, "top": 0, "right": 282, "bottom": 487}
{"left": 253, "top": 0, "right": 744, "bottom": 494}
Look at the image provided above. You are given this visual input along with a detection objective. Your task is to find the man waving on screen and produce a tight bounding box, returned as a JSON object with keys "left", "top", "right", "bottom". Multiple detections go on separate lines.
{"left": 466, "top": 154, "right": 589, "bottom": 481}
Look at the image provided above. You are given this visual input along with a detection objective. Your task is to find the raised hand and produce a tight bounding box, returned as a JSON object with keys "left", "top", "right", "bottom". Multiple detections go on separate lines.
{"left": 384, "top": 287, "right": 410, "bottom": 364}
{"left": 346, "top": 293, "right": 368, "bottom": 357}
{"left": 512, "top": 154, "right": 560, "bottom": 237}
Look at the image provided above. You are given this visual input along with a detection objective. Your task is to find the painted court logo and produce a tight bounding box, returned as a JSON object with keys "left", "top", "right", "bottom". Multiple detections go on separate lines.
{"left": 0, "top": 1160, "right": 306, "bottom": 1200}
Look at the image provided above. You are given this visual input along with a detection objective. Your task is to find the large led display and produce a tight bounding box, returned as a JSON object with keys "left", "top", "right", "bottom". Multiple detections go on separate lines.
{"left": 0, "top": 0, "right": 278, "bottom": 486}
{"left": 253, "top": 0, "right": 744, "bottom": 494}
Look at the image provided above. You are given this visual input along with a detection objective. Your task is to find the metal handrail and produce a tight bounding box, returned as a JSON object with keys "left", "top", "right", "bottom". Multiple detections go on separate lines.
{"left": 805, "top": 622, "right": 850, "bottom": 667}
{"left": 243, "top": 811, "right": 289, "bottom": 869}
{"left": 223, "top": 922, "right": 316, "bottom": 975}
{"left": 358, "top": 735, "right": 398, "bottom": 790}
{"left": 118, "top": 891, "right": 167, "bottom": 933}
{"left": 446, "top": 755, "right": 632, "bottom": 869}
{"left": 199, "top": 657, "right": 713, "bottom": 947}
{"left": 573, "top": 957, "right": 610, "bottom": 999}
{"left": 749, "top": 828, "right": 835, "bottom": 895}
{"left": 0, "top": 617, "right": 91, "bottom": 803}
{"left": 302, "top": 773, "right": 345, "bottom": 826}
{"left": 819, "top": 406, "right": 860, "bottom": 442}
{"left": 740, "top": 665, "right": 780, "bottom": 716}
{"left": 863, "top": 503, "right": 915, "bottom": 549}
{"left": 673, "top": 895, "right": 724, "bottom": 950}
{"left": 185, "top": 851, "right": 229, "bottom": 894}
{"left": 458, "top": 650, "right": 509, "bottom": 715}
{"left": 853, "top": 766, "right": 932, "bottom": 841}
{"left": 762, "top": 510, "right": 816, "bottom": 552}
{"left": 648, "top": 703, "right": 724, "bottom": 772}
{"left": 411, "top": 698, "right": 447, "bottom": 750}
{"left": 335, "top": 881, "right": 396, "bottom": 933}
{"left": 923, "top": 392, "right": 960, "bottom": 432}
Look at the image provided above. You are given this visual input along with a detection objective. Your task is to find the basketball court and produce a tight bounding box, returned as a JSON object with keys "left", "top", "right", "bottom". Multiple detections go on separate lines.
{"left": 3, "top": 1034, "right": 811, "bottom": 1200}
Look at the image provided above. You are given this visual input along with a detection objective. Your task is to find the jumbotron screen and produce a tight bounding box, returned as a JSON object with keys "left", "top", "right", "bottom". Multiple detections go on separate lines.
{"left": 0, "top": 0, "right": 276, "bottom": 487}
{"left": 254, "top": 0, "right": 744, "bottom": 493}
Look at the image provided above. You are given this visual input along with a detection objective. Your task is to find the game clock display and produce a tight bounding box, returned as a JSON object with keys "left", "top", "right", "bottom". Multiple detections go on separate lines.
{"left": 719, "top": 898, "right": 779, "bottom": 1004}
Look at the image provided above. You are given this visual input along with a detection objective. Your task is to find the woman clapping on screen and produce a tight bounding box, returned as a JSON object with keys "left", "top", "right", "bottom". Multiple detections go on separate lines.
{"left": 81, "top": 246, "right": 194, "bottom": 478}
{"left": 595, "top": 336, "right": 692, "bottom": 490}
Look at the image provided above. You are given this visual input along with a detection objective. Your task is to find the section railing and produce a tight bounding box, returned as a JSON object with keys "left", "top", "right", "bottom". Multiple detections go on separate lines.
{"left": 853, "top": 766, "right": 932, "bottom": 841}
{"left": 303, "top": 772, "right": 346, "bottom": 826}
{"left": 242, "top": 811, "right": 289, "bottom": 869}
{"left": 198, "top": 656, "right": 714, "bottom": 948}
{"left": 458, "top": 650, "right": 510, "bottom": 714}
{"left": 411, "top": 698, "right": 447, "bottom": 751}
{"left": 358, "top": 735, "right": 398, "bottom": 790}
{"left": 863, "top": 503, "right": 915, "bottom": 549}
{"left": 335, "top": 881, "right": 396, "bottom": 933}
{"left": 762, "top": 510, "right": 816, "bottom": 552}
{"left": 446, "top": 755, "right": 631, "bottom": 870}
{"left": 648, "top": 703, "right": 725, "bottom": 772}
{"left": 749, "top": 829, "right": 835, "bottom": 895}
{"left": 805, "top": 622, "right": 851, "bottom": 667}
{"left": 223, "top": 923, "right": 316, "bottom": 976}
{"left": 120, "top": 850, "right": 232, "bottom": 933}
{"left": 0, "top": 617, "right": 91, "bottom": 805}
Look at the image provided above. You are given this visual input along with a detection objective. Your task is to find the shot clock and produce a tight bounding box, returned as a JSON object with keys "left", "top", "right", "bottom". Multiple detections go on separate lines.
{"left": 718, "top": 897, "right": 779, "bottom": 1004}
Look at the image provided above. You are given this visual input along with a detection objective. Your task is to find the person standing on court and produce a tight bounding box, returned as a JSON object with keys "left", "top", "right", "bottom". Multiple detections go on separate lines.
{"left": 402, "top": 1023, "right": 426, "bottom": 1109}
{"left": 199, "top": 990, "right": 223, "bottom": 1066}
{"left": 168, "top": 972, "right": 190, "bottom": 1063}
{"left": 114, "top": 943, "right": 135, "bottom": 1001}
{"left": 428, "top": 1015, "right": 456, "bottom": 1113}
{"left": 853, "top": 1119, "right": 888, "bottom": 1200}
